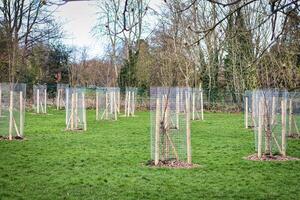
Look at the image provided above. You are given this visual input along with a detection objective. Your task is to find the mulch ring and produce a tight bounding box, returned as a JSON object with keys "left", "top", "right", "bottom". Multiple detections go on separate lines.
{"left": 0, "top": 135, "right": 25, "bottom": 141}
{"left": 244, "top": 154, "right": 299, "bottom": 161}
{"left": 146, "top": 159, "right": 200, "bottom": 169}
{"left": 287, "top": 134, "right": 300, "bottom": 139}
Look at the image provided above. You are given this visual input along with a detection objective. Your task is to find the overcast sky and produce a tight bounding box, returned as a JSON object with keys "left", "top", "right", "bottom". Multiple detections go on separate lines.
{"left": 53, "top": 0, "right": 161, "bottom": 59}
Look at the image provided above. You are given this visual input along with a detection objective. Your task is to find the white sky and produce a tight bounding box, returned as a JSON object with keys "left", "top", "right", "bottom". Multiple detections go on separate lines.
{"left": 53, "top": 0, "right": 162, "bottom": 59}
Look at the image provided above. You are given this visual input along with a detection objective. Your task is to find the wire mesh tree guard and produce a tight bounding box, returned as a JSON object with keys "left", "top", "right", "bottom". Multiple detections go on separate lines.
{"left": 65, "top": 87, "right": 87, "bottom": 131}
{"left": 190, "top": 88, "right": 204, "bottom": 120}
{"left": 0, "top": 83, "right": 26, "bottom": 140}
{"left": 288, "top": 92, "right": 300, "bottom": 138}
{"left": 56, "top": 84, "right": 69, "bottom": 110}
{"left": 150, "top": 87, "right": 192, "bottom": 166}
{"left": 33, "top": 84, "right": 47, "bottom": 114}
{"left": 124, "top": 87, "right": 137, "bottom": 117}
{"left": 95, "top": 87, "right": 119, "bottom": 120}
{"left": 251, "top": 90, "right": 289, "bottom": 159}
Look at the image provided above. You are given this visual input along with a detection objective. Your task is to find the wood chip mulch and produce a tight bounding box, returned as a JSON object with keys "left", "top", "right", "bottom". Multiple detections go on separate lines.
{"left": 146, "top": 159, "right": 200, "bottom": 169}
{"left": 245, "top": 154, "right": 299, "bottom": 161}
{"left": 0, "top": 135, "right": 24, "bottom": 141}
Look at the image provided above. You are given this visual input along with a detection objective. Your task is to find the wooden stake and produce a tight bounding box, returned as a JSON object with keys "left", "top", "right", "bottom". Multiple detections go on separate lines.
{"left": 117, "top": 90, "right": 120, "bottom": 113}
{"left": 57, "top": 88, "right": 60, "bottom": 110}
{"left": 176, "top": 90, "right": 179, "bottom": 129}
{"left": 9, "top": 90, "right": 14, "bottom": 140}
{"left": 37, "top": 89, "right": 40, "bottom": 114}
{"left": 66, "top": 89, "right": 69, "bottom": 125}
{"left": 192, "top": 91, "right": 195, "bottom": 120}
{"left": 114, "top": 91, "right": 117, "bottom": 120}
{"left": 82, "top": 92, "right": 87, "bottom": 131}
{"left": 281, "top": 99, "right": 287, "bottom": 157}
{"left": 20, "top": 91, "right": 23, "bottom": 136}
{"left": 251, "top": 94, "right": 256, "bottom": 127}
{"left": 44, "top": 88, "right": 47, "bottom": 113}
{"left": 128, "top": 91, "right": 131, "bottom": 116}
{"left": 70, "top": 93, "right": 75, "bottom": 129}
{"left": 124, "top": 91, "right": 128, "bottom": 116}
{"left": 288, "top": 99, "right": 292, "bottom": 136}
{"left": 154, "top": 97, "right": 161, "bottom": 165}
{"left": 75, "top": 92, "right": 78, "bottom": 129}
{"left": 200, "top": 89, "right": 204, "bottom": 120}
{"left": 96, "top": 92, "right": 99, "bottom": 120}
{"left": 258, "top": 98, "right": 263, "bottom": 159}
{"left": 132, "top": 91, "right": 135, "bottom": 116}
{"left": 245, "top": 96, "right": 249, "bottom": 128}
{"left": 105, "top": 92, "right": 108, "bottom": 119}
{"left": 186, "top": 91, "right": 192, "bottom": 164}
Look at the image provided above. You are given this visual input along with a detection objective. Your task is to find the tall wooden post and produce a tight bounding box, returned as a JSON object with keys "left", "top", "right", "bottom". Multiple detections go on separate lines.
{"left": 82, "top": 92, "right": 87, "bottom": 131}
{"left": 124, "top": 91, "right": 128, "bottom": 116}
{"left": 70, "top": 93, "right": 75, "bottom": 129}
{"left": 37, "top": 89, "right": 40, "bottom": 114}
{"left": 192, "top": 91, "right": 195, "bottom": 120}
{"left": 257, "top": 98, "right": 263, "bottom": 159}
{"left": 117, "top": 90, "right": 120, "bottom": 113}
{"left": 96, "top": 92, "right": 99, "bottom": 120}
{"left": 245, "top": 96, "right": 249, "bottom": 128}
{"left": 128, "top": 91, "right": 131, "bottom": 116}
{"left": 154, "top": 97, "right": 161, "bottom": 165}
{"left": 8, "top": 90, "right": 14, "bottom": 140}
{"left": 176, "top": 90, "right": 179, "bottom": 129}
{"left": 186, "top": 91, "right": 192, "bottom": 164}
{"left": 200, "top": 89, "right": 204, "bottom": 120}
{"left": 288, "top": 99, "right": 292, "bottom": 136}
{"left": 114, "top": 91, "right": 117, "bottom": 120}
{"left": 66, "top": 89, "right": 69, "bottom": 125}
{"left": 105, "top": 92, "right": 108, "bottom": 119}
{"left": 44, "top": 88, "right": 47, "bottom": 113}
{"left": 132, "top": 91, "right": 135, "bottom": 116}
{"left": 251, "top": 94, "right": 255, "bottom": 127}
{"left": 281, "top": 99, "right": 287, "bottom": 157}
{"left": 75, "top": 92, "right": 78, "bottom": 129}
{"left": 20, "top": 91, "right": 23, "bottom": 136}
{"left": 57, "top": 89, "right": 60, "bottom": 110}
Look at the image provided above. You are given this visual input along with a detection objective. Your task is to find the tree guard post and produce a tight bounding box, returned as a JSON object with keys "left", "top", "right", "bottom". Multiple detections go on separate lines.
{"left": 245, "top": 96, "right": 248, "bottom": 128}
{"left": 9, "top": 90, "right": 14, "bottom": 141}
{"left": 154, "top": 97, "right": 161, "bottom": 165}
{"left": 82, "top": 92, "right": 87, "bottom": 131}
{"left": 44, "top": 88, "right": 47, "bottom": 113}
{"left": 257, "top": 98, "right": 263, "bottom": 159}
{"left": 37, "top": 89, "right": 40, "bottom": 114}
{"left": 186, "top": 90, "right": 192, "bottom": 164}
{"left": 200, "top": 88, "right": 204, "bottom": 120}
{"left": 19, "top": 91, "right": 24, "bottom": 136}
{"left": 281, "top": 99, "right": 287, "bottom": 157}
{"left": 96, "top": 91, "right": 99, "bottom": 120}
{"left": 288, "top": 99, "right": 292, "bottom": 136}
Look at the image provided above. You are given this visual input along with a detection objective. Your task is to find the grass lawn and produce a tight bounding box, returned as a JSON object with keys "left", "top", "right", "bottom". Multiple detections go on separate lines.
{"left": 0, "top": 108, "right": 300, "bottom": 199}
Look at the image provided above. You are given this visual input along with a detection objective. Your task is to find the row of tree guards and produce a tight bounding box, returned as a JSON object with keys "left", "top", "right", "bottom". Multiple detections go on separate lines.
{"left": 244, "top": 90, "right": 300, "bottom": 159}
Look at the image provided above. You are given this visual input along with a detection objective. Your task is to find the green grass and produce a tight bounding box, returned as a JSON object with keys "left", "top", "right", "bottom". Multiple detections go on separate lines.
{"left": 0, "top": 108, "right": 300, "bottom": 199}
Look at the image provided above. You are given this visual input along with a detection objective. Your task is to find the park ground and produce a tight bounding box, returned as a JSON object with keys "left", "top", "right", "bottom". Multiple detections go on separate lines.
{"left": 0, "top": 109, "right": 300, "bottom": 199}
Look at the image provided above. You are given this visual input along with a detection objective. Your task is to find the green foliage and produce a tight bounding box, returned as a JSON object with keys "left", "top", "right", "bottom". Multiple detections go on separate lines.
{"left": 0, "top": 109, "right": 299, "bottom": 199}
{"left": 119, "top": 48, "right": 139, "bottom": 88}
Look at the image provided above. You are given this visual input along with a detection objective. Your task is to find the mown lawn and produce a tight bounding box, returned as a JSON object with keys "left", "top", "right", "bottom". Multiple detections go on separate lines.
{"left": 0, "top": 108, "right": 300, "bottom": 199}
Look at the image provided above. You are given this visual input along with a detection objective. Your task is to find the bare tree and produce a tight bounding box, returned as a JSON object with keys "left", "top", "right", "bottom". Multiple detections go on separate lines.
{"left": 0, "top": 0, "right": 62, "bottom": 82}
